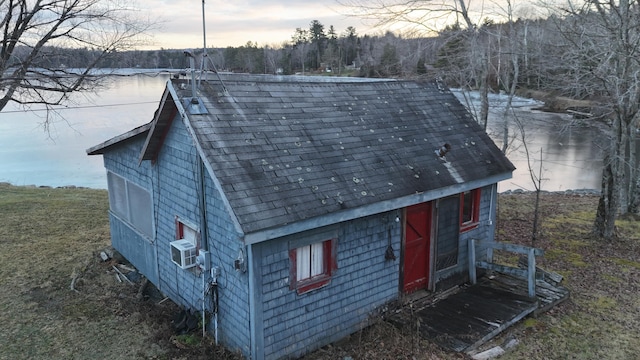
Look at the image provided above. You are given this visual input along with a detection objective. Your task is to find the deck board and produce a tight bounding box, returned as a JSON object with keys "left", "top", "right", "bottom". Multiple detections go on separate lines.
{"left": 389, "top": 273, "right": 570, "bottom": 352}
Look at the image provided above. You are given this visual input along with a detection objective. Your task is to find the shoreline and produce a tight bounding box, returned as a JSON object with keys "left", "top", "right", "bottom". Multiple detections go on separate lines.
{"left": 1, "top": 181, "right": 599, "bottom": 196}
{"left": 501, "top": 188, "right": 601, "bottom": 196}
{"left": 0, "top": 182, "right": 97, "bottom": 190}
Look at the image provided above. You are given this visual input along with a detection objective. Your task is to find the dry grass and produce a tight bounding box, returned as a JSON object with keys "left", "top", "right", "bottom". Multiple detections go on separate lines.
{"left": 1, "top": 184, "right": 639, "bottom": 359}
{"left": 0, "top": 184, "right": 163, "bottom": 359}
{"left": 492, "top": 193, "right": 640, "bottom": 360}
{"left": 0, "top": 183, "right": 239, "bottom": 360}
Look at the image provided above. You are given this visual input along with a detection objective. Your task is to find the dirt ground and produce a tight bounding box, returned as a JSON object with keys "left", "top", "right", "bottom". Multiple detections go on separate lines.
{"left": 1, "top": 185, "right": 639, "bottom": 359}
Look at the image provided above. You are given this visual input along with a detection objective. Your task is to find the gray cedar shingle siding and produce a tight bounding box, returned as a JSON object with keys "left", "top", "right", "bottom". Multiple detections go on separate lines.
{"left": 180, "top": 77, "right": 514, "bottom": 235}
{"left": 256, "top": 211, "right": 400, "bottom": 359}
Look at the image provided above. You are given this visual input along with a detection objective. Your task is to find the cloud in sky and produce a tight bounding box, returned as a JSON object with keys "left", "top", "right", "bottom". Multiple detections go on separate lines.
{"left": 137, "top": 0, "right": 368, "bottom": 49}
{"left": 134, "top": 0, "right": 536, "bottom": 50}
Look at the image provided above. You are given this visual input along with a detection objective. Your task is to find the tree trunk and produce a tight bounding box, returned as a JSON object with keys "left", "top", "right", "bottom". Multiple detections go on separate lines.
{"left": 479, "top": 51, "right": 490, "bottom": 131}
{"left": 501, "top": 12, "right": 520, "bottom": 155}
{"left": 594, "top": 118, "right": 625, "bottom": 240}
{"left": 531, "top": 150, "right": 543, "bottom": 248}
{"left": 626, "top": 123, "right": 638, "bottom": 214}
{"left": 594, "top": 153, "right": 617, "bottom": 239}
{"left": 455, "top": 0, "right": 475, "bottom": 30}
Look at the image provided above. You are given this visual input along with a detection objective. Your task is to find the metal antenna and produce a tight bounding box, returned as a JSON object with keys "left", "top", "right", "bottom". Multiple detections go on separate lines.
{"left": 200, "top": 0, "right": 207, "bottom": 81}
{"left": 200, "top": 0, "right": 228, "bottom": 94}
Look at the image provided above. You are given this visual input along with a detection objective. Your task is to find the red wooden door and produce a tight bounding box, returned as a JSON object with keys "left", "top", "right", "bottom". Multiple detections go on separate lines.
{"left": 403, "top": 202, "right": 432, "bottom": 293}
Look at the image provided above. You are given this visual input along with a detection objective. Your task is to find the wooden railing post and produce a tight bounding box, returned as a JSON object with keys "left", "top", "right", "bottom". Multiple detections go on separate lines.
{"left": 471, "top": 239, "right": 542, "bottom": 298}
{"left": 469, "top": 239, "right": 477, "bottom": 285}
{"left": 527, "top": 247, "right": 536, "bottom": 298}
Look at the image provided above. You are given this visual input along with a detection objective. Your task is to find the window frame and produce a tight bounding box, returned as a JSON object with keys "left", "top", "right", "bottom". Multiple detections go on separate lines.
{"left": 460, "top": 188, "right": 481, "bottom": 232}
{"left": 175, "top": 216, "right": 200, "bottom": 250}
{"left": 107, "top": 171, "right": 154, "bottom": 239}
{"left": 289, "top": 238, "right": 337, "bottom": 294}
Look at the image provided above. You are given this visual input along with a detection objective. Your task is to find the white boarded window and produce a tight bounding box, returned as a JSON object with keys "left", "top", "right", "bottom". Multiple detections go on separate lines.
{"left": 107, "top": 172, "right": 128, "bottom": 218}
{"left": 107, "top": 171, "right": 153, "bottom": 239}
{"left": 128, "top": 181, "right": 153, "bottom": 237}
{"left": 175, "top": 218, "right": 199, "bottom": 248}
{"left": 296, "top": 242, "right": 325, "bottom": 282}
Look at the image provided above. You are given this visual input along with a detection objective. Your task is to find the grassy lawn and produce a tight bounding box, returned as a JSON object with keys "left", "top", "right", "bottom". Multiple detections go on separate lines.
{"left": 1, "top": 184, "right": 638, "bottom": 359}
{"left": 495, "top": 193, "right": 640, "bottom": 360}
{"left": 0, "top": 184, "right": 236, "bottom": 360}
{"left": 0, "top": 184, "right": 166, "bottom": 359}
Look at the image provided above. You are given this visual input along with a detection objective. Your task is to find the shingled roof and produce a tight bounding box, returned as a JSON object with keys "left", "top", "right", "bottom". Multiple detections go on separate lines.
{"left": 91, "top": 74, "right": 514, "bottom": 241}
{"left": 171, "top": 75, "right": 513, "bottom": 237}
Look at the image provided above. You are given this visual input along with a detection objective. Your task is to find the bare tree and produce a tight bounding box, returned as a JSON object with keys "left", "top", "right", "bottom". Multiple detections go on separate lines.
{"left": 263, "top": 45, "right": 283, "bottom": 75}
{"left": 338, "top": 0, "right": 476, "bottom": 33}
{"left": 493, "top": 1, "right": 521, "bottom": 153}
{"left": 339, "top": 0, "right": 497, "bottom": 129}
{"left": 513, "top": 113, "right": 546, "bottom": 247}
{"left": 545, "top": 0, "right": 640, "bottom": 238}
{"left": 0, "top": 0, "right": 152, "bottom": 120}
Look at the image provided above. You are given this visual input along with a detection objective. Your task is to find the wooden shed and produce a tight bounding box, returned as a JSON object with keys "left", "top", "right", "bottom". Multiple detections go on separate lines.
{"left": 87, "top": 74, "right": 515, "bottom": 359}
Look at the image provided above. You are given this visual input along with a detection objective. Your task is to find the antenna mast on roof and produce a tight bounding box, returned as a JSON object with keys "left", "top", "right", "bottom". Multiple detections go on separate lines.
{"left": 200, "top": 0, "right": 207, "bottom": 76}
{"left": 200, "top": 0, "right": 228, "bottom": 94}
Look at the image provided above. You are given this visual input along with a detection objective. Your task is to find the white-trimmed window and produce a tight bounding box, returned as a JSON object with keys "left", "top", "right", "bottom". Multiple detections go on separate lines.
{"left": 289, "top": 239, "right": 336, "bottom": 294}
{"left": 107, "top": 171, "right": 153, "bottom": 238}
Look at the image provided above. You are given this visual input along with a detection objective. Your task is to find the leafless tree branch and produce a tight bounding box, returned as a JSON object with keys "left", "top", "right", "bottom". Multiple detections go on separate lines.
{"left": 0, "top": 0, "right": 154, "bottom": 120}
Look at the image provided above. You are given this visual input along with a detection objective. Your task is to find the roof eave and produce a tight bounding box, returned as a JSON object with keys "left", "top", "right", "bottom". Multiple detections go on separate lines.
{"left": 243, "top": 171, "right": 512, "bottom": 245}
{"left": 138, "top": 83, "right": 178, "bottom": 163}
{"left": 86, "top": 122, "right": 153, "bottom": 155}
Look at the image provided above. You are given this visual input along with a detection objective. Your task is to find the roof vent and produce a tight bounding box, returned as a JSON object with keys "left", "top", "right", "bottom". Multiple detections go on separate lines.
{"left": 435, "top": 143, "right": 451, "bottom": 159}
{"left": 183, "top": 49, "right": 208, "bottom": 115}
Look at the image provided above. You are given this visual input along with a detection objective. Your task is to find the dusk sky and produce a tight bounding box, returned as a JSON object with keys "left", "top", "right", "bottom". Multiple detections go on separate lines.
{"left": 135, "top": 0, "right": 540, "bottom": 50}
{"left": 137, "top": 0, "right": 369, "bottom": 49}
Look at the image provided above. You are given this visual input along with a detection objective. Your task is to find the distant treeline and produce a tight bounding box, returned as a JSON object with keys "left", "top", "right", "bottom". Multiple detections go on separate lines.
{"left": 15, "top": 16, "right": 598, "bottom": 99}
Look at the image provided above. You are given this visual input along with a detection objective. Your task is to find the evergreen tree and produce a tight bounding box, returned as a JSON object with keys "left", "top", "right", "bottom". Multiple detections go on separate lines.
{"left": 309, "top": 20, "right": 327, "bottom": 70}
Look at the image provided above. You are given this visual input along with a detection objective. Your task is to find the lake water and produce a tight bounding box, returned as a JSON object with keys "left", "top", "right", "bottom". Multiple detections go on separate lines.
{"left": 0, "top": 72, "right": 170, "bottom": 189}
{"left": 454, "top": 90, "right": 606, "bottom": 192}
{"left": 0, "top": 73, "right": 605, "bottom": 192}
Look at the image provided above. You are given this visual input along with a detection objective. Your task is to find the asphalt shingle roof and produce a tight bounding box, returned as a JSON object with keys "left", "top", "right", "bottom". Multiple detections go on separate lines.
{"left": 176, "top": 76, "right": 514, "bottom": 234}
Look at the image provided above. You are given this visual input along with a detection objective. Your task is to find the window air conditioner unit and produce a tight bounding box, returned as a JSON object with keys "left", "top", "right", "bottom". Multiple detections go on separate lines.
{"left": 170, "top": 240, "right": 197, "bottom": 270}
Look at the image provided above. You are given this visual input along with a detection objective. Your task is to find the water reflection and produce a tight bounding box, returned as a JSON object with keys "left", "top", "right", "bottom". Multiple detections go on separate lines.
{"left": 0, "top": 73, "right": 170, "bottom": 188}
{"left": 0, "top": 75, "right": 607, "bottom": 191}
{"left": 488, "top": 108, "right": 605, "bottom": 192}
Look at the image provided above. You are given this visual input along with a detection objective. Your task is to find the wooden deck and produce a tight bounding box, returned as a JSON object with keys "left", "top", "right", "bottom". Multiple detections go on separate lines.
{"left": 388, "top": 273, "right": 570, "bottom": 352}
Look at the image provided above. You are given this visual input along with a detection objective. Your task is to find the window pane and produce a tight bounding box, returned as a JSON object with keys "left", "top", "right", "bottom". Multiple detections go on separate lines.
{"left": 296, "top": 246, "right": 310, "bottom": 281}
{"left": 462, "top": 191, "right": 473, "bottom": 223}
{"left": 437, "top": 196, "right": 460, "bottom": 270}
{"left": 128, "top": 181, "right": 153, "bottom": 237}
{"left": 107, "top": 172, "right": 128, "bottom": 219}
{"left": 310, "top": 242, "right": 324, "bottom": 276}
{"left": 181, "top": 223, "right": 198, "bottom": 245}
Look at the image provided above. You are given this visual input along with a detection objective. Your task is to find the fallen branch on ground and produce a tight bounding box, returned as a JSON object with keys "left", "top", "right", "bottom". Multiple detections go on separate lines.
{"left": 70, "top": 270, "right": 80, "bottom": 293}
{"left": 113, "top": 265, "right": 134, "bottom": 285}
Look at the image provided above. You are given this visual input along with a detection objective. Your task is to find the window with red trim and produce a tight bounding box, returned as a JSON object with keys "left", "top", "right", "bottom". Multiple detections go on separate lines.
{"left": 460, "top": 189, "right": 481, "bottom": 232}
{"left": 289, "top": 239, "right": 336, "bottom": 294}
{"left": 175, "top": 217, "right": 200, "bottom": 249}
